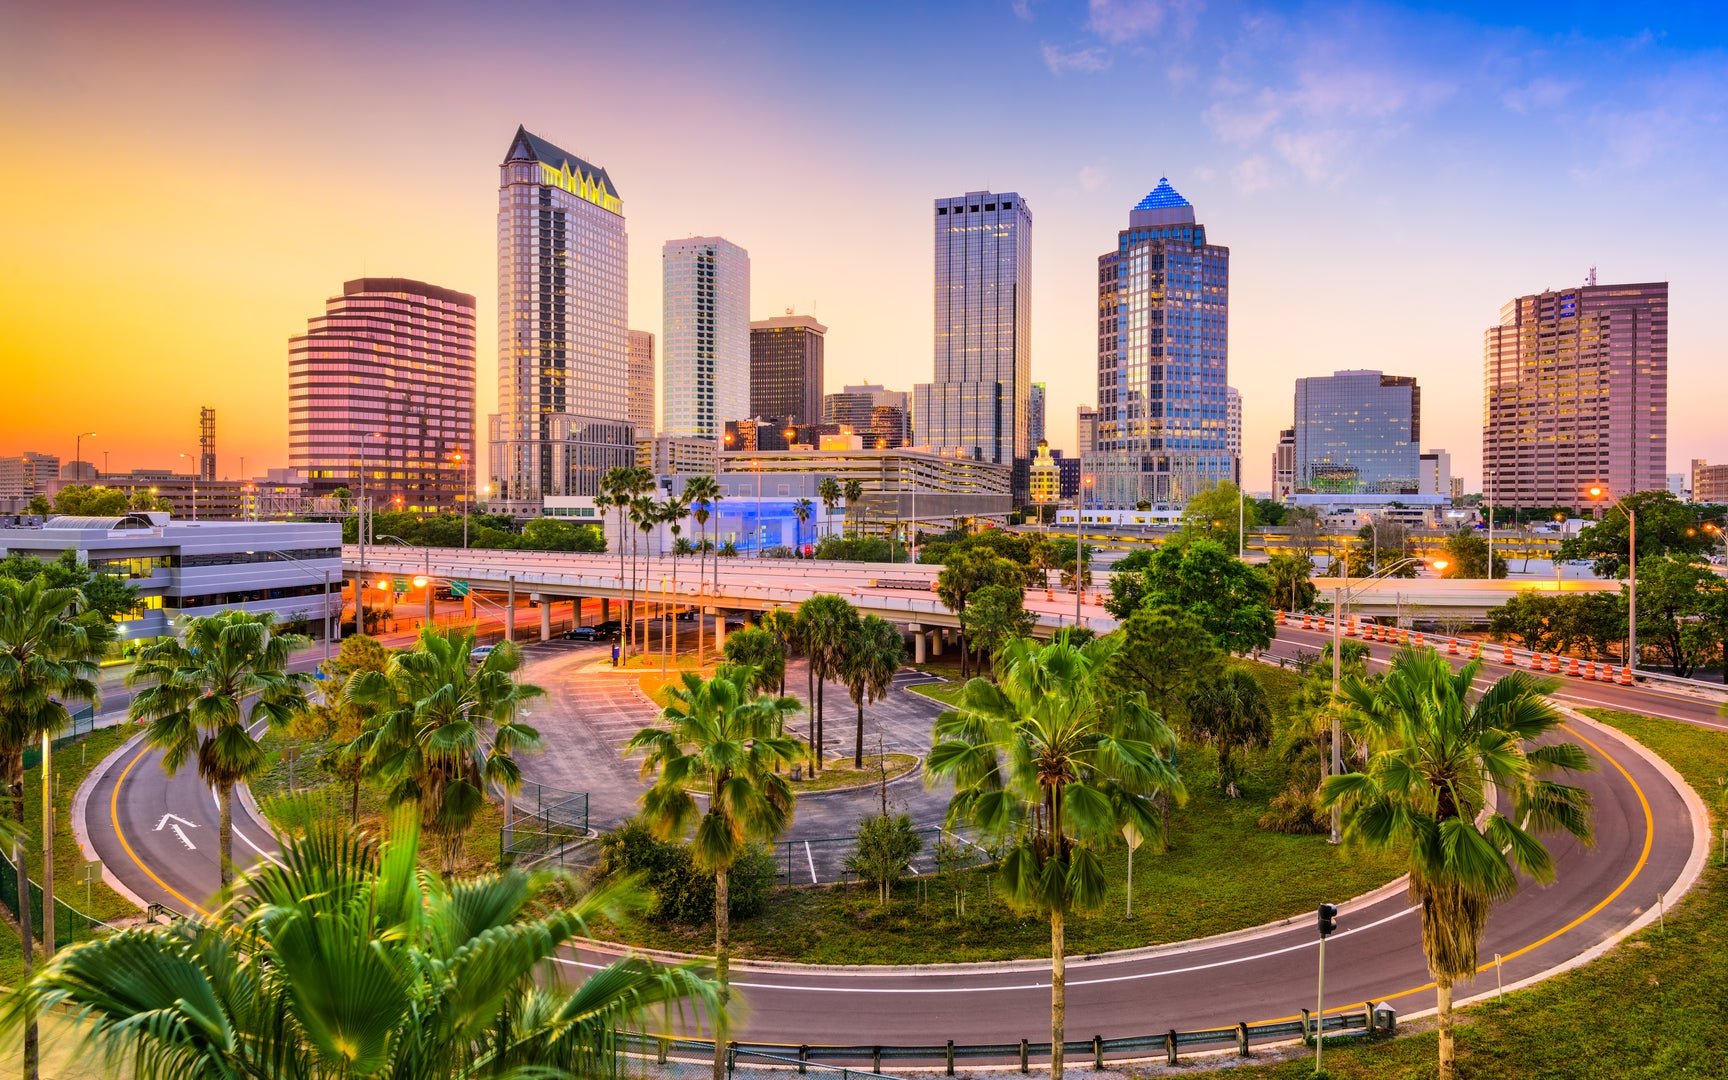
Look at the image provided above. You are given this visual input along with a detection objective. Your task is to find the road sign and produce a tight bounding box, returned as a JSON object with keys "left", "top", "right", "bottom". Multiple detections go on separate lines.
{"left": 393, "top": 577, "right": 409, "bottom": 594}
{"left": 451, "top": 580, "right": 470, "bottom": 597}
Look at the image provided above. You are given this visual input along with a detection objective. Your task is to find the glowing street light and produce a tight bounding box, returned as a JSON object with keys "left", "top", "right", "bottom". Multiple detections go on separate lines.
{"left": 1586, "top": 486, "right": 1638, "bottom": 672}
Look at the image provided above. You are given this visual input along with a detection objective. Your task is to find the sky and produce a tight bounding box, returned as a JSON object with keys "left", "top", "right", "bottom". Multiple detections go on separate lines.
{"left": 3, "top": 0, "right": 1726, "bottom": 492}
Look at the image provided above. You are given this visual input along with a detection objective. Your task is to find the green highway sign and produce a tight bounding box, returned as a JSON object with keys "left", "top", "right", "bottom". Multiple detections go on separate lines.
{"left": 451, "top": 581, "right": 470, "bottom": 597}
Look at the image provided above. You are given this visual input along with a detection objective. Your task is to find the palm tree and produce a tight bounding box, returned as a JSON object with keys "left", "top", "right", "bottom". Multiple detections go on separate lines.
{"left": 602, "top": 465, "right": 635, "bottom": 657}
{"left": 9, "top": 808, "right": 721, "bottom": 1079}
{"left": 1323, "top": 647, "right": 1594, "bottom": 1080}
{"left": 797, "top": 594, "right": 859, "bottom": 774}
{"left": 626, "top": 665, "right": 803, "bottom": 1080}
{"left": 842, "top": 479, "right": 865, "bottom": 538}
{"left": 793, "top": 497, "right": 814, "bottom": 551}
{"left": 683, "top": 475, "right": 718, "bottom": 662}
{"left": 348, "top": 626, "right": 544, "bottom": 874}
{"left": 630, "top": 491, "right": 660, "bottom": 656}
{"left": 926, "top": 633, "right": 1184, "bottom": 1080}
{"left": 665, "top": 495, "right": 689, "bottom": 661}
{"left": 1185, "top": 667, "right": 1273, "bottom": 797}
{"left": 818, "top": 476, "right": 841, "bottom": 539}
{"left": 129, "top": 609, "right": 311, "bottom": 889}
{"left": 0, "top": 575, "right": 113, "bottom": 1079}
{"left": 760, "top": 607, "right": 800, "bottom": 697}
{"left": 721, "top": 624, "right": 785, "bottom": 694}
{"left": 843, "top": 614, "right": 904, "bottom": 768}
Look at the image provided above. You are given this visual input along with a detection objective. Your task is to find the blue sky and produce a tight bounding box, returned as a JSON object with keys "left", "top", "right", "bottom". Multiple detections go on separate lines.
{"left": 5, "top": 0, "right": 1725, "bottom": 487}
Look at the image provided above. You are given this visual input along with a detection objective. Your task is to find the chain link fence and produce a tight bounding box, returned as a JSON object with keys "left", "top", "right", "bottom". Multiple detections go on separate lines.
{"left": 0, "top": 846, "right": 120, "bottom": 950}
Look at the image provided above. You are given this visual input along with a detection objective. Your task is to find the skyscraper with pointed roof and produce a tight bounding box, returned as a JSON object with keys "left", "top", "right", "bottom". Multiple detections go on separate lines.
{"left": 489, "top": 125, "right": 634, "bottom": 514}
{"left": 1088, "top": 178, "right": 1231, "bottom": 506}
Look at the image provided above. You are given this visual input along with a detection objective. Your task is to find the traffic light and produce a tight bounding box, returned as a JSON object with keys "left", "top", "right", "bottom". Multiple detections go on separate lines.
{"left": 1317, "top": 902, "right": 1339, "bottom": 938}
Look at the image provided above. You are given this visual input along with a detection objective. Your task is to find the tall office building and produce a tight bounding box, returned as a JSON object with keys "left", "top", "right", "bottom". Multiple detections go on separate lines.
{"left": 1028, "top": 382, "right": 1047, "bottom": 446}
{"left": 1292, "top": 369, "right": 1421, "bottom": 494}
{"left": 1090, "top": 179, "right": 1231, "bottom": 507}
{"left": 914, "top": 190, "right": 1032, "bottom": 497}
{"left": 663, "top": 237, "right": 750, "bottom": 438}
{"left": 0, "top": 452, "right": 59, "bottom": 510}
{"left": 289, "top": 277, "right": 477, "bottom": 512}
{"left": 1692, "top": 459, "right": 1728, "bottom": 504}
{"left": 1419, "top": 449, "right": 1453, "bottom": 498}
{"left": 1076, "top": 405, "right": 1098, "bottom": 456}
{"left": 490, "top": 126, "right": 633, "bottom": 514}
{"left": 824, "top": 384, "right": 910, "bottom": 447}
{"left": 1270, "top": 427, "right": 1296, "bottom": 500}
{"left": 1483, "top": 282, "right": 1668, "bottom": 511}
{"left": 1225, "top": 386, "right": 1242, "bottom": 485}
{"left": 627, "top": 330, "right": 656, "bottom": 439}
{"left": 750, "top": 314, "right": 825, "bottom": 425}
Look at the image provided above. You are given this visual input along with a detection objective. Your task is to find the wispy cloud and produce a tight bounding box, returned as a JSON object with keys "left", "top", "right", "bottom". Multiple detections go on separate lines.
{"left": 1042, "top": 42, "right": 1111, "bottom": 75}
{"left": 1010, "top": 0, "right": 1035, "bottom": 21}
{"left": 1086, "top": 0, "right": 1202, "bottom": 44}
{"left": 1078, "top": 164, "right": 1109, "bottom": 191}
{"left": 1501, "top": 76, "right": 1578, "bottom": 115}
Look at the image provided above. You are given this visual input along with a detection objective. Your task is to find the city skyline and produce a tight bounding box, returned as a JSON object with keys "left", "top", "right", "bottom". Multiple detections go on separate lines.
{"left": 5, "top": 3, "right": 1727, "bottom": 490}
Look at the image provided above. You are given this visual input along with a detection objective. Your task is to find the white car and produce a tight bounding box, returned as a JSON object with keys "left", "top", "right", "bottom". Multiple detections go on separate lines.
{"left": 471, "top": 645, "right": 495, "bottom": 663}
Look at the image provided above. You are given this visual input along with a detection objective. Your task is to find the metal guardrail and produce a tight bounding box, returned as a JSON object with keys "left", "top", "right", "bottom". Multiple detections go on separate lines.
{"left": 612, "top": 1004, "right": 1394, "bottom": 1074}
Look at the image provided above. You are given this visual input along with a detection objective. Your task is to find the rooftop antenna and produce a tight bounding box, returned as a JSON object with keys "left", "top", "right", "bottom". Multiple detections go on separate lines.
{"left": 1586, "top": 265, "right": 1597, "bottom": 287}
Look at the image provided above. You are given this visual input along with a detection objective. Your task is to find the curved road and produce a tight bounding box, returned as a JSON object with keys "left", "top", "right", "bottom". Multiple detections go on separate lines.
{"left": 83, "top": 619, "right": 1711, "bottom": 1054}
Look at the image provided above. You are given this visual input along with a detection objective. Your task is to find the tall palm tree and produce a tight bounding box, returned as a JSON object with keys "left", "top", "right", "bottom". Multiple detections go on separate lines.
{"left": 843, "top": 614, "right": 904, "bottom": 768}
{"left": 683, "top": 475, "right": 718, "bottom": 662}
{"left": 797, "top": 594, "right": 859, "bottom": 775}
{"left": 665, "top": 495, "right": 689, "bottom": 660}
{"left": 817, "top": 476, "right": 841, "bottom": 539}
{"left": 760, "top": 607, "right": 800, "bottom": 697}
{"left": 632, "top": 494, "right": 663, "bottom": 656}
{"left": 8, "top": 809, "right": 721, "bottom": 1079}
{"left": 1185, "top": 666, "right": 1273, "bottom": 797}
{"left": 129, "top": 609, "right": 311, "bottom": 889}
{"left": 842, "top": 479, "right": 865, "bottom": 538}
{"left": 721, "top": 625, "right": 786, "bottom": 694}
{"left": 348, "top": 626, "right": 544, "bottom": 874}
{"left": 601, "top": 465, "right": 635, "bottom": 656}
{"left": 626, "top": 665, "right": 802, "bottom": 1080}
{"left": 926, "top": 632, "right": 1184, "bottom": 1080}
{"left": 793, "top": 497, "right": 814, "bottom": 551}
{"left": 1323, "top": 647, "right": 1594, "bottom": 1080}
{"left": 0, "top": 575, "right": 113, "bottom": 1080}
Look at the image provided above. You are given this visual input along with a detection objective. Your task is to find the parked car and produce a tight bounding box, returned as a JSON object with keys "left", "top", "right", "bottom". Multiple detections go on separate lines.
{"left": 562, "top": 626, "right": 600, "bottom": 641}
{"left": 471, "top": 644, "right": 496, "bottom": 663}
{"left": 592, "top": 620, "right": 623, "bottom": 640}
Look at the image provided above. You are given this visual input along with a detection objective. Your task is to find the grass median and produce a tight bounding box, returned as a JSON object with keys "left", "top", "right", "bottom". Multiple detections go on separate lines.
{"left": 1206, "top": 706, "right": 1728, "bottom": 1079}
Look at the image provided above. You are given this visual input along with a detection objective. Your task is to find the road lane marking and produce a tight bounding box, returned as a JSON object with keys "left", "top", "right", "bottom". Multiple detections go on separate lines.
{"left": 111, "top": 745, "right": 208, "bottom": 916}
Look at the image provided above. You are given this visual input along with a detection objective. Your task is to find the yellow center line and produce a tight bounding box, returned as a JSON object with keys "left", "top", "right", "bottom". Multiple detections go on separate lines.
{"left": 110, "top": 741, "right": 209, "bottom": 917}
{"left": 1260, "top": 719, "right": 1655, "bottom": 1022}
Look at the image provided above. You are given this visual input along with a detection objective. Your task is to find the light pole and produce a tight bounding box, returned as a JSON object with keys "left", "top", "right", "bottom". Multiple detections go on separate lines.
{"left": 1361, "top": 513, "right": 1380, "bottom": 575}
{"left": 1485, "top": 468, "right": 1496, "bottom": 579}
{"left": 1329, "top": 555, "right": 1449, "bottom": 843}
{"left": 259, "top": 547, "right": 338, "bottom": 664}
{"left": 454, "top": 450, "right": 472, "bottom": 548}
{"left": 379, "top": 534, "right": 434, "bottom": 628}
{"left": 177, "top": 453, "right": 199, "bottom": 520}
{"left": 1587, "top": 486, "right": 1638, "bottom": 670}
{"left": 74, "top": 431, "right": 95, "bottom": 485}
{"left": 1074, "top": 475, "right": 1093, "bottom": 627}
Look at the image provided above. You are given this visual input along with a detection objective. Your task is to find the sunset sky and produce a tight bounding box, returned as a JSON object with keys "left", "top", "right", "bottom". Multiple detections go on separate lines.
{"left": 4, "top": 1, "right": 1725, "bottom": 491}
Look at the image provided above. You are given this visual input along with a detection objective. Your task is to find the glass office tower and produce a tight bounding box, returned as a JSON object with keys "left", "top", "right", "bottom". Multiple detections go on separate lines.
{"left": 750, "top": 314, "right": 826, "bottom": 425}
{"left": 489, "top": 126, "right": 633, "bottom": 514}
{"left": 1090, "top": 178, "right": 1231, "bottom": 507}
{"left": 914, "top": 190, "right": 1032, "bottom": 499}
{"left": 663, "top": 237, "right": 751, "bottom": 438}
{"left": 1292, "top": 370, "right": 1421, "bottom": 494}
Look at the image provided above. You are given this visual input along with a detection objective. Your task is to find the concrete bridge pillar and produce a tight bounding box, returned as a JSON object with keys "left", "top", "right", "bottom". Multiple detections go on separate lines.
{"left": 601, "top": 597, "right": 610, "bottom": 623}
{"left": 540, "top": 600, "right": 552, "bottom": 642}
{"left": 713, "top": 610, "right": 727, "bottom": 652}
{"left": 932, "top": 628, "right": 944, "bottom": 656}
{"left": 571, "top": 596, "right": 581, "bottom": 628}
{"left": 506, "top": 576, "right": 517, "bottom": 642}
{"left": 913, "top": 629, "right": 927, "bottom": 663}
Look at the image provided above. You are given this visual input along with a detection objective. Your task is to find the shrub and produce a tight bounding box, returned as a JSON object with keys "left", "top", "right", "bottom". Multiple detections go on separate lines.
{"left": 598, "top": 820, "right": 776, "bottom": 923}
{"left": 844, "top": 812, "right": 923, "bottom": 905}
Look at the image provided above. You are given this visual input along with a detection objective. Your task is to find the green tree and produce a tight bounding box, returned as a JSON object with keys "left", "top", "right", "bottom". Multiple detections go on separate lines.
{"left": 793, "top": 497, "right": 814, "bottom": 548}
{"left": 129, "top": 610, "right": 311, "bottom": 888}
{"left": 1560, "top": 490, "right": 1713, "bottom": 577}
{"left": 291, "top": 634, "right": 392, "bottom": 824}
{"left": 1564, "top": 591, "right": 1626, "bottom": 661}
{"left": 0, "top": 575, "right": 114, "bottom": 1076}
{"left": 1253, "top": 497, "right": 1288, "bottom": 526}
{"left": 1441, "top": 529, "right": 1507, "bottom": 579}
{"left": 926, "top": 633, "right": 1185, "bottom": 1080}
{"left": 817, "top": 476, "right": 842, "bottom": 538}
{"left": 51, "top": 484, "right": 127, "bottom": 516}
{"left": 842, "top": 614, "right": 904, "bottom": 767}
{"left": 844, "top": 810, "right": 922, "bottom": 905}
{"left": 684, "top": 474, "right": 722, "bottom": 658}
{"left": 959, "top": 583, "right": 1036, "bottom": 678}
{"left": 1260, "top": 641, "right": 1369, "bottom": 835}
{"left": 1101, "top": 604, "right": 1224, "bottom": 727}
{"left": 1052, "top": 537, "right": 1094, "bottom": 593}
{"left": 127, "top": 489, "right": 171, "bottom": 512}
{"left": 842, "top": 479, "right": 865, "bottom": 537}
{"left": 518, "top": 516, "right": 606, "bottom": 551}
{"left": 1323, "top": 648, "right": 1594, "bottom": 1080}
{"left": 24, "top": 494, "right": 50, "bottom": 517}
{"left": 759, "top": 607, "right": 800, "bottom": 697}
{"left": 1104, "top": 539, "right": 1275, "bottom": 653}
{"left": 936, "top": 550, "right": 1025, "bottom": 677}
{"left": 1266, "top": 553, "right": 1317, "bottom": 611}
{"left": 723, "top": 624, "right": 786, "bottom": 694}
{"left": 0, "top": 548, "right": 138, "bottom": 620}
{"left": 1630, "top": 555, "right": 1720, "bottom": 677}
{"left": 626, "top": 665, "right": 803, "bottom": 1080}
{"left": 1487, "top": 591, "right": 1565, "bottom": 653}
{"left": 797, "top": 594, "right": 859, "bottom": 774}
{"left": 1185, "top": 667, "right": 1272, "bottom": 797}
{"left": 10, "top": 809, "right": 720, "bottom": 1079}
{"left": 347, "top": 627, "right": 544, "bottom": 874}
{"left": 1181, "top": 479, "right": 1256, "bottom": 545}
{"left": 1347, "top": 519, "right": 1415, "bottom": 577}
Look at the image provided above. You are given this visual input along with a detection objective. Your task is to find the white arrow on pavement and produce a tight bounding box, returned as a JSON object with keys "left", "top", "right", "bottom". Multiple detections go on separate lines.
{"left": 169, "top": 824, "right": 196, "bottom": 850}
{"left": 155, "top": 813, "right": 199, "bottom": 832}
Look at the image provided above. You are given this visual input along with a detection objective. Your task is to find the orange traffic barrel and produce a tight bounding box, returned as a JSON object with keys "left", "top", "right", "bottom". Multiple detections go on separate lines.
{"left": 1584, "top": 661, "right": 1596, "bottom": 680}
{"left": 1501, "top": 644, "right": 1515, "bottom": 665}
{"left": 1568, "top": 657, "right": 1581, "bottom": 677}
{"left": 1448, "top": 638, "right": 1459, "bottom": 655}
{"left": 1619, "top": 666, "right": 1633, "bottom": 685}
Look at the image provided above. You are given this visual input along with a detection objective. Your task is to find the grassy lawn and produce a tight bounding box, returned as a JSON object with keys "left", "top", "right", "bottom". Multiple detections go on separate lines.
{"left": 784, "top": 754, "right": 918, "bottom": 793}
{"left": 1203, "top": 706, "right": 1728, "bottom": 1079}
{"left": 251, "top": 731, "right": 504, "bottom": 875}
{"left": 585, "top": 730, "right": 1404, "bottom": 964}
{"left": 0, "top": 725, "right": 143, "bottom": 987}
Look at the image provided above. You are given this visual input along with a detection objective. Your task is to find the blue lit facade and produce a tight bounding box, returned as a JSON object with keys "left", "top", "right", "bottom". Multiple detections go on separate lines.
{"left": 1089, "top": 179, "right": 1232, "bottom": 507}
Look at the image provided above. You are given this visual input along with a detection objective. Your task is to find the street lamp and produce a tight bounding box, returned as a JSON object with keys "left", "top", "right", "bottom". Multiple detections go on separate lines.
{"left": 1587, "top": 485, "right": 1638, "bottom": 671}
{"left": 1327, "top": 555, "right": 1449, "bottom": 843}
{"left": 177, "top": 453, "right": 200, "bottom": 520}
{"left": 74, "top": 431, "right": 96, "bottom": 484}
{"left": 1074, "top": 475, "right": 1094, "bottom": 627}
{"left": 1704, "top": 523, "right": 1728, "bottom": 564}
{"left": 453, "top": 450, "right": 472, "bottom": 548}
{"left": 1360, "top": 513, "right": 1380, "bottom": 575}
{"left": 252, "top": 548, "right": 338, "bottom": 664}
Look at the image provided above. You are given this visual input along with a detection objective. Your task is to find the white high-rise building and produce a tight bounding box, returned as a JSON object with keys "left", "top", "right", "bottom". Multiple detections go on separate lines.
{"left": 1225, "top": 385, "right": 1242, "bottom": 485}
{"left": 489, "top": 126, "right": 634, "bottom": 515}
{"left": 662, "top": 237, "right": 750, "bottom": 438}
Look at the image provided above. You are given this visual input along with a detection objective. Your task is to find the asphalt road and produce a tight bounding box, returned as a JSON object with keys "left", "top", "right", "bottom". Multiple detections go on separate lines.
{"left": 81, "top": 611, "right": 1708, "bottom": 1057}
